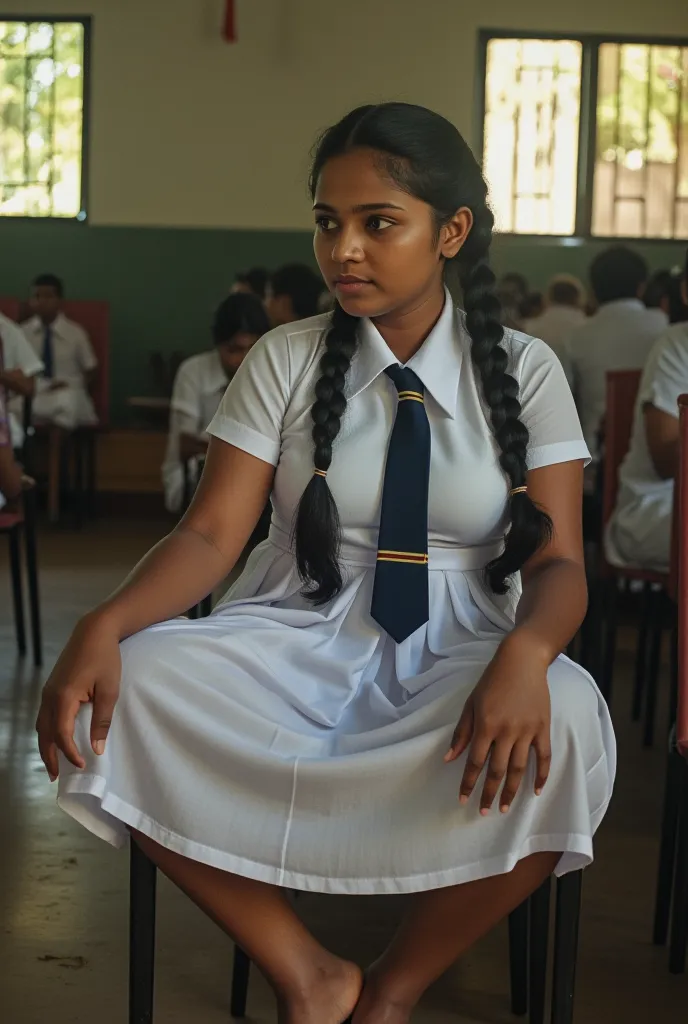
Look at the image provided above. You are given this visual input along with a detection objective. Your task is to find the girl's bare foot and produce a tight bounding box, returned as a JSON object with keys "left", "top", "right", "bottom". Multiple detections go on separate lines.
{"left": 278, "top": 955, "right": 363, "bottom": 1024}
{"left": 351, "top": 968, "right": 414, "bottom": 1024}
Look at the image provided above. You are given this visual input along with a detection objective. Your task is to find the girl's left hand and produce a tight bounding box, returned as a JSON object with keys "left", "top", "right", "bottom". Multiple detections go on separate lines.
{"left": 444, "top": 632, "right": 552, "bottom": 814}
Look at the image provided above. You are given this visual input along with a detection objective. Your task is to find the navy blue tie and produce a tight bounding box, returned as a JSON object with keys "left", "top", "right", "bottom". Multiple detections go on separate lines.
{"left": 42, "top": 325, "right": 54, "bottom": 379}
{"left": 371, "top": 365, "right": 431, "bottom": 643}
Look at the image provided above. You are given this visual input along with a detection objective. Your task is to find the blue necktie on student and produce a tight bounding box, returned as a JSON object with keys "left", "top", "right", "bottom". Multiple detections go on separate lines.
{"left": 42, "top": 325, "right": 54, "bottom": 379}
{"left": 371, "top": 365, "right": 431, "bottom": 643}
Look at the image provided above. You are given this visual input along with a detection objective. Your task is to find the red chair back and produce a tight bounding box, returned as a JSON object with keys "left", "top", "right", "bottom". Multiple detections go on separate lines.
{"left": 0, "top": 297, "right": 20, "bottom": 322}
{"left": 676, "top": 394, "right": 688, "bottom": 758}
{"left": 61, "top": 300, "right": 110, "bottom": 425}
{"left": 603, "top": 369, "right": 642, "bottom": 528}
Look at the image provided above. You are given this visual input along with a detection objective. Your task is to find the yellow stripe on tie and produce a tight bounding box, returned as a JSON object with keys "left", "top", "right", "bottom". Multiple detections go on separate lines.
{"left": 377, "top": 549, "right": 429, "bottom": 564}
{"left": 398, "top": 393, "right": 425, "bottom": 403}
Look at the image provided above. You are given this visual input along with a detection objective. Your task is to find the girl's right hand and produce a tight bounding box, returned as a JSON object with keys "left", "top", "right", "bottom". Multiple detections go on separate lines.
{"left": 36, "top": 614, "right": 122, "bottom": 781}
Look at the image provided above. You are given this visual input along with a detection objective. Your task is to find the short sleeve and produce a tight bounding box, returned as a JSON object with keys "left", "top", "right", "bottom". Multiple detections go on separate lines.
{"left": 1, "top": 318, "right": 44, "bottom": 377}
{"left": 75, "top": 326, "right": 97, "bottom": 372}
{"left": 207, "top": 326, "right": 291, "bottom": 466}
{"left": 641, "top": 327, "right": 688, "bottom": 420}
{"left": 511, "top": 333, "right": 590, "bottom": 471}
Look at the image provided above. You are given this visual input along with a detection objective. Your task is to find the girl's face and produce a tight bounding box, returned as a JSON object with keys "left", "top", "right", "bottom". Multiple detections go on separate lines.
{"left": 312, "top": 147, "right": 471, "bottom": 321}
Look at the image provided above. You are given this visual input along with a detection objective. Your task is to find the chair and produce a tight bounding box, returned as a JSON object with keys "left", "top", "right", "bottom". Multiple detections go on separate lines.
{"left": 0, "top": 487, "right": 42, "bottom": 666}
{"left": 129, "top": 846, "right": 583, "bottom": 1024}
{"left": 653, "top": 393, "right": 688, "bottom": 974}
{"left": 598, "top": 370, "right": 670, "bottom": 746}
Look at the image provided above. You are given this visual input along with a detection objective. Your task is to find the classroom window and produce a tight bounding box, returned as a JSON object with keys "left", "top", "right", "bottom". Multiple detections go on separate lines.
{"left": 0, "top": 18, "right": 88, "bottom": 218}
{"left": 481, "top": 33, "right": 688, "bottom": 239}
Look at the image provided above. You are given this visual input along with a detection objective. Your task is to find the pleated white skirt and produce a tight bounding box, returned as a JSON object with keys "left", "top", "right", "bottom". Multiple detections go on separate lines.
{"left": 58, "top": 535, "right": 616, "bottom": 894}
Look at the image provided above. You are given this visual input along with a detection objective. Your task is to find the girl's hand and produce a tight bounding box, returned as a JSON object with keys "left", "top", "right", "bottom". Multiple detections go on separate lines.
{"left": 444, "top": 632, "right": 552, "bottom": 814}
{"left": 36, "top": 614, "right": 122, "bottom": 781}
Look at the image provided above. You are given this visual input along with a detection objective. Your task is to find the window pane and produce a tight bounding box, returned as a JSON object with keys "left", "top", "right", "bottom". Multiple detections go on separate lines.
{"left": 483, "top": 38, "right": 582, "bottom": 235}
{"left": 0, "top": 19, "right": 85, "bottom": 218}
{"left": 593, "top": 42, "right": 688, "bottom": 238}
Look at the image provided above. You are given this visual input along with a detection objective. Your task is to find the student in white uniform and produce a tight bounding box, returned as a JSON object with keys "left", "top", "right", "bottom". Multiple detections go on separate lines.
{"left": 162, "top": 292, "right": 270, "bottom": 512}
{"left": 37, "top": 104, "right": 614, "bottom": 1024}
{"left": 566, "top": 247, "right": 667, "bottom": 460}
{"left": 523, "top": 274, "right": 587, "bottom": 386}
{"left": 264, "top": 262, "right": 326, "bottom": 327}
{"left": 607, "top": 252, "right": 688, "bottom": 570}
{"left": 0, "top": 310, "right": 44, "bottom": 449}
{"left": 0, "top": 343, "right": 24, "bottom": 509}
{"left": 22, "top": 274, "right": 98, "bottom": 431}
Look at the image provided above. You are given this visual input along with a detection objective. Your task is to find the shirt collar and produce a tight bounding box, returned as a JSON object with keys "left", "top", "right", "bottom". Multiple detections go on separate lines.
{"left": 596, "top": 298, "right": 645, "bottom": 316}
{"left": 29, "top": 312, "right": 68, "bottom": 337}
{"left": 346, "top": 289, "right": 462, "bottom": 418}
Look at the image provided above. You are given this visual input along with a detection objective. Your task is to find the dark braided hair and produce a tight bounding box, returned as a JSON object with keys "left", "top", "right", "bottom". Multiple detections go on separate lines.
{"left": 295, "top": 103, "right": 552, "bottom": 602}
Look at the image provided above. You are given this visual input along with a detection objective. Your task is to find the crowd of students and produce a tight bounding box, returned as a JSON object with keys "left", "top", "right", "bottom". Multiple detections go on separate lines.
{"left": 507, "top": 246, "right": 688, "bottom": 574}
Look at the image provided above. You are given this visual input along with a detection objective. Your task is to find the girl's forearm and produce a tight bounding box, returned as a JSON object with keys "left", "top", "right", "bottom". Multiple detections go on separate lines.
{"left": 88, "top": 524, "right": 237, "bottom": 641}
{"left": 505, "top": 558, "right": 588, "bottom": 665}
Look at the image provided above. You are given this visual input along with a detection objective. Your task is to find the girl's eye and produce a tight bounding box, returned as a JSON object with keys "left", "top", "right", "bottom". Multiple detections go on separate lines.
{"left": 367, "top": 215, "right": 395, "bottom": 231}
{"left": 315, "top": 216, "right": 337, "bottom": 232}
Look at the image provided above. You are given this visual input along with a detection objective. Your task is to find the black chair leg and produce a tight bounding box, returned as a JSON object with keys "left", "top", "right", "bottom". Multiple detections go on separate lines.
{"left": 551, "top": 871, "right": 583, "bottom": 1024}
{"left": 230, "top": 946, "right": 251, "bottom": 1018}
{"left": 86, "top": 432, "right": 97, "bottom": 519}
{"left": 129, "top": 840, "right": 157, "bottom": 1024}
{"left": 600, "top": 577, "right": 618, "bottom": 704}
{"left": 529, "top": 877, "right": 551, "bottom": 1024}
{"left": 643, "top": 590, "right": 664, "bottom": 748}
{"left": 23, "top": 490, "right": 42, "bottom": 667}
{"left": 632, "top": 582, "right": 652, "bottom": 721}
{"left": 669, "top": 763, "right": 688, "bottom": 975}
{"left": 73, "top": 433, "right": 85, "bottom": 528}
{"left": 508, "top": 900, "right": 529, "bottom": 1016}
{"left": 8, "top": 526, "right": 27, "bottom": 656}
{"left": 653, "top": 746, "right": 682, "bottom": 946}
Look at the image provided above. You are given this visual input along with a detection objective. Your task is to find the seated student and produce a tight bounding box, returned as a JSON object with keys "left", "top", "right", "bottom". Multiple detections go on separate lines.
{"left": 21, "top": 274, "right": 98, "bottom": 431}
{"left": 497, "top": 271, "right": 529, "bottom": 329}
{"left": 523, "top": 275, "right": 587, "bottom": 386}
{"left": 231, "top": 267, "right": 269, "bottom": 301}
{"left": 0, "top": 342, "right": 25, "bottom": 510}
{"left": 264, "top": 262, "right": 324, "bottom": 327}
{"left": 566, "top": 246, "right": 668, "bottom": 460}
{"left": 162, "top": 292, "right": 270, "bottom": 513}
{"left": 0, "top": 309, "right": 44, "bottom": 450}
{"left": 607, "top": 251, "right": 688, "bottom": 570}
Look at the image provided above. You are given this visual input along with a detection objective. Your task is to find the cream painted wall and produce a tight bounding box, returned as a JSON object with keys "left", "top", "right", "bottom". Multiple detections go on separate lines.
{"left": 9, "top": 0, "right": 688, "bottom": 228}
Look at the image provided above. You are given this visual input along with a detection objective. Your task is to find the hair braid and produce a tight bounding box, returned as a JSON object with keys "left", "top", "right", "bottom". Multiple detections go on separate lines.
{"left": 293, "top": 301, "right": 360, "bottom": 601}
{"left": 458, "top": 208, "right": 552, "bottom": 593}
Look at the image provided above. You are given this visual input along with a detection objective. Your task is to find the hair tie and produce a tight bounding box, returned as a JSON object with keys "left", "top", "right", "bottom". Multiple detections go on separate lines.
{"left": 509, "top": 486, "right": 528, "bottom": 496}
{"left": 313, "top": 469, "right": 328, "bottom": 479}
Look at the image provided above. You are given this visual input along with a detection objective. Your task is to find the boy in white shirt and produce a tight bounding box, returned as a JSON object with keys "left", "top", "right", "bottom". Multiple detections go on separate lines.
{"left": 607, "top": 251, "right": 688, "bottom": 570}
{"left": 162, "top": 292, "right": 269, "bottom": 512}
{"left": 566, "top": 247, "right": 668, "bottom": 459}
{"left": 0, "top": 310, "right": 44, "bottom": 449}
{"left": 21, "top": 274, "right": 98, "bottom": 431}
{"left": 523, "top": 274, "right": 587, "bottom": 385}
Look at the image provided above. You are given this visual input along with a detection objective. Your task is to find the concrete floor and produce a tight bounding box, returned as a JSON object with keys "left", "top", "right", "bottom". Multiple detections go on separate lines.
{"left": 1, "top": 521, "right": 687, "bottom": 1023}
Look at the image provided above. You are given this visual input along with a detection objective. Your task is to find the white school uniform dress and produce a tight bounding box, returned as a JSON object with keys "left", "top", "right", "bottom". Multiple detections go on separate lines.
{"left": 565, "top": 299, "right": 667, "bottom": 460}
{"left": 0, "top": 311, "right": 44, "bottom": 448}
{"left": 22, "top": 313, "right": 98, "bottom": 430}
{"left": 606, "top": 323, "right": 688, "bottom": 571}
{"left": 162, "top": 349, "right": 228, "bottom": 513}
{"left": 58, "top": 294, "right": 615, "bottom": 894}
{"left": 523, "top": 305, "right": 587, "bottom": 388}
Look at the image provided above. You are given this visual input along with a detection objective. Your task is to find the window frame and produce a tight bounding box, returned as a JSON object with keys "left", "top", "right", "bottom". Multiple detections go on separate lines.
{"left": 0, "top": 13, "right": 92, "bottom": 222}
{"left": 476, "top": 28, "right": 688, "bottom": 244}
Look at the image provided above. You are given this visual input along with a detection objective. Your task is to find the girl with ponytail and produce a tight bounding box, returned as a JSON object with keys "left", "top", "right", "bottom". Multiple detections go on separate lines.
{"left": 39, "top": 104, "right": 614, "bottom": 1024}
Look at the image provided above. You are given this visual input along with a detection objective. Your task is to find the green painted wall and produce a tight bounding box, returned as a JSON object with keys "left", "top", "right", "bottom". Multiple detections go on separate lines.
{"left": 0, "top": 220, "right": 685, "bottom": 425}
